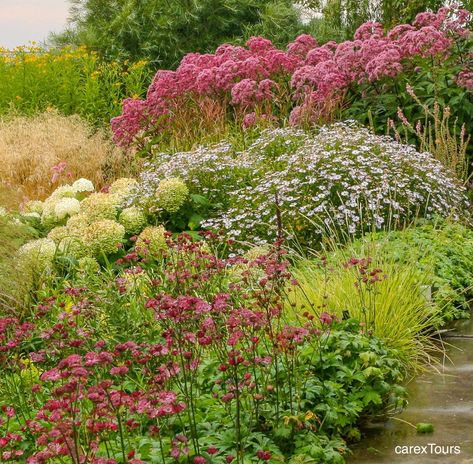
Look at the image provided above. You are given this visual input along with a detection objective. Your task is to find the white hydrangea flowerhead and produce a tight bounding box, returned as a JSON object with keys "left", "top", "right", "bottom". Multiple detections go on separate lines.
{"left": 18, "top": 238, "right": 57, "bottom": 274}
{"left": 54, "top": 197, "right": 81, "bottom": 220}
{"left": 118, "top": 207, "right": 147, "bottom": 235}
{"left": 85, "top": 219, "right": 125, "bottom": 256}
{"left": 109, "top": 177, "right": 138, "bottom": 194}
{"left": 80, "top": 192, "right": 118, "bottom": 222}
{"left": 109, "top": 178, "right": 138, "bottom": 207}
{"left": 47, "top": 225, "right": 89, "bottom": 258}
{"left": 0, "top": 207, "right": 8, "bottom": 217}
{"left": 41, "top": 184, "right": 78, "bottom": 228}
{"left": 48, "top": 226, "right": 72, "bottom": 244}
{"left": 136, "top": 225, "right": 167, "bottom": 257}
{"left": 154, "top": 177, "right": 189, "bottom": 213}
{"left": 72, "top": 178, "right": 95, "bottom": 194}
{"left": 23, "top": 200, "right": 44, "bottom": 215}
{"left": 66, "top": 213, "right": 91, "bottom": 231}
{"left": 49, "top": 185, "right": 76, "bottom": 200}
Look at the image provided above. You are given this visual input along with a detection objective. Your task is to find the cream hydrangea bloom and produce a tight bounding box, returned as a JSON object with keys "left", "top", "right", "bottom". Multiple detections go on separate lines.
{"left": 77, "top": 256, "right": 101, "bottom": 275}
{"left": 48, "top": 226, "right": 71, "bottom": 244}
{"left": 23, "top": 200, "right": 44, "bottom": 215}
{"left": 136, "top": 225, "right": 167, "bottom": 257}
{"left": 54, "top": 197, "right": 81, "bottom": 220}
{"left": 18, "top": 238, "right": 57, "bottom": 273}
{"left": 109, "top": 178, "right": 138, "bottom": 207}
{"left": 154, "top": 177, "right": 189, "bottom": 213}
{"left": 66, "top": 213, "right": 91, "bottom": 230}
{"left": 41, "top": 184, "right": 77, "bottom": 227}
{"left": 80, "top": 193, "right": 118, "bottom": 221}
{"left": 85, "top": 220, "right": 125, "bottom": 256}
{"left": 118, "top": 207, "right": 147, "bottom": 235}
{"left": 109, "top": 178, "right": 138, "bottom": 195}
{"left": 49, "top": 185, "right": 76, "bottom": 200}
{"left": 72, "top": 178, "right": 95, "bottom": 194}
{"left": 47, "top": 226, "right": 89, "bottom": 258}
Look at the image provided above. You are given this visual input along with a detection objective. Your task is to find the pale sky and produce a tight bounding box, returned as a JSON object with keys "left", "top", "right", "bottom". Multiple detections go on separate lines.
{"left": 0, "top": 0, "right": 69, "bottom": 48}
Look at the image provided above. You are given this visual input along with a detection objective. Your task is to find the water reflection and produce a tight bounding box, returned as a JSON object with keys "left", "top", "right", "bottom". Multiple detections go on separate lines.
{"left": 349, "top": 318, "right": 473, "bottom": 463}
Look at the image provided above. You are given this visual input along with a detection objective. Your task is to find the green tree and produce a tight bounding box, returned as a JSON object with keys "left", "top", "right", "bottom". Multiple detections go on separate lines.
{"left": 295, "top": 0, "right": 452, "bottom": 39}
{"left": 51, "top": 0, "right": 306, "bottom": 67}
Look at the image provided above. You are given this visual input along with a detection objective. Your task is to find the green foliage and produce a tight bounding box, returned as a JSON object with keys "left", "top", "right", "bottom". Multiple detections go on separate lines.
{"left": 0, "top": 206, "right": 38, "bottom": 313}
{"left": 349, "top": 221, "right": 473, "bottom": 322}
{"left": 0, "top": 46, "right": 150, "bottom": 126}
{"left": 416, "top": 422, "right": 434, "bottom": 433}
{"left": 52, "top": 0, "right": 306, "bottom": 67}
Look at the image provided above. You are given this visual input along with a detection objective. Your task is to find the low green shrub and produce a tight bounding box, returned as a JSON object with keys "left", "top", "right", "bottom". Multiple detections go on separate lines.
{"left": 347, "top": 221, "right": 473, "bottom": 321}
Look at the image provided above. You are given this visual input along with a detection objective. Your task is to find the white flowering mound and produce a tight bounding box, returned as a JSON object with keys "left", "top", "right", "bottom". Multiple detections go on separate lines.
{"left": 131, "top": 143, "right": 250, "bottom": 212}
{"left": 135, "top": 122, "right": 468, "bottom": 245}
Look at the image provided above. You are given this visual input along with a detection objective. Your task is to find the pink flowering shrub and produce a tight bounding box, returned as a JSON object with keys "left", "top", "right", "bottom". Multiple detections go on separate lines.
{"left": 0, "top": 233, "right": 407, "bottom": 463}
{"left": 111, "top": 6, "right": 472, "bottom": 156}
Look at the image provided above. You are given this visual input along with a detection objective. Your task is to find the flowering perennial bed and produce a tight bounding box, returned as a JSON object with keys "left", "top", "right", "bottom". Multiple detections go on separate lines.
{"left": 0, "top": 238, "right": 407, "bottom": 463}
{"left": 111, "top": 6, "right": 472, "bottom": 150}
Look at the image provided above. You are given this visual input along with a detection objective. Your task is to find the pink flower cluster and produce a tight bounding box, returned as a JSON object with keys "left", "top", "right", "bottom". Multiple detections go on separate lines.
{"left": 111, "top": 6, "right": 471, "bottom": 146}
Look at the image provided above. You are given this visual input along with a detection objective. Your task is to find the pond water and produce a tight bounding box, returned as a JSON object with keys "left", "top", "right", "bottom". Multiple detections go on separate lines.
{"left": 349, "top": 317, "right": 473, "bottom": 463}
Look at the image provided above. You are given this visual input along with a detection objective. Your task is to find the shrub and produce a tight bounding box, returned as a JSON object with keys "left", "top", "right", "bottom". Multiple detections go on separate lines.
{"left": 0, "top": 112, "right": 136, "bottom": 203}
{"left": 134, "top": 123, "right": 468, "bottom": 246}
{"left": 111, "top": 5, "right": 472, "bottom": 165}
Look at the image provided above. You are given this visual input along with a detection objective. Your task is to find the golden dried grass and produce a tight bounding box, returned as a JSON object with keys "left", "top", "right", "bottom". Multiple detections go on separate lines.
{"left": 0, "top": 111, "right": 138, "bottom": 203}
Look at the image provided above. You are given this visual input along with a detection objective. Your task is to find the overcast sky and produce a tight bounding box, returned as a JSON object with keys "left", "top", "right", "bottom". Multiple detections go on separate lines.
{"left": 0, "top": 0, "right": 69, "bottom": 48}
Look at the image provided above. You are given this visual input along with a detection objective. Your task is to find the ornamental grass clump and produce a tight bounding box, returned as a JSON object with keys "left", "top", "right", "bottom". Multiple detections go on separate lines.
{"left": 0, "top": 111, "right": 135, "bottom": 202}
